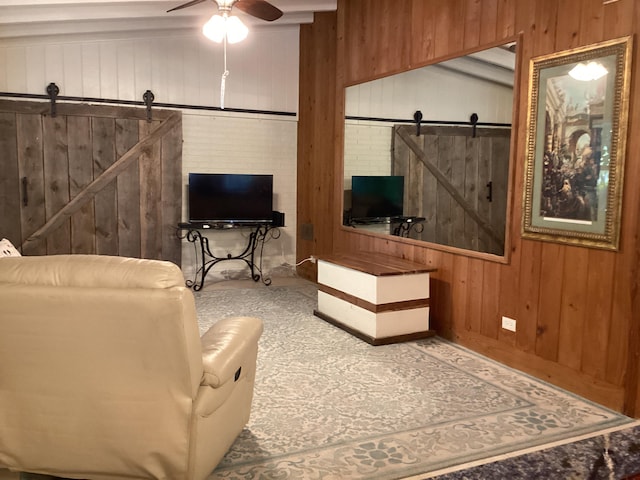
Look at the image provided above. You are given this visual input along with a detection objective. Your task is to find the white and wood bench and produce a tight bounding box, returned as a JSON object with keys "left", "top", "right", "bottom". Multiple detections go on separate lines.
{"left": 314, "top": 252, "right": 436, "bottom": 345}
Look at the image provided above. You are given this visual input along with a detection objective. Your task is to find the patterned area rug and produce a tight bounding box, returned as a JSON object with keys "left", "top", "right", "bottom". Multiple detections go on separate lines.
{"left": 195, "top": 284, "right": 633, "bottom": 480}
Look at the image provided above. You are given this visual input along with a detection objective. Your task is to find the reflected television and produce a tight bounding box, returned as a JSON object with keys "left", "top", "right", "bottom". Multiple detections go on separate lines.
{"left": 351, "top": 175, "right": 404, "bottom": 220}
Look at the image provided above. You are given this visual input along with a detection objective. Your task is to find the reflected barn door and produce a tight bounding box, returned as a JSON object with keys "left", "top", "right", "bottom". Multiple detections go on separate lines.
{"left": 392, "top": 124, "right": 510, "bottom": 255}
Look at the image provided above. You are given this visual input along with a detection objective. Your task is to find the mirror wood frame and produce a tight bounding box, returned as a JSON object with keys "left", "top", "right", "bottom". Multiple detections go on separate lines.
{"left": 338, "top": 36, "right": 523, "bottom": 264}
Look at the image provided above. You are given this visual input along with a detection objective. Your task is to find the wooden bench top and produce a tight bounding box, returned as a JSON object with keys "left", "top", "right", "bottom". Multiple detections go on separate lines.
{"left": 319, "top": 252, "right": 437, "bottom": 276}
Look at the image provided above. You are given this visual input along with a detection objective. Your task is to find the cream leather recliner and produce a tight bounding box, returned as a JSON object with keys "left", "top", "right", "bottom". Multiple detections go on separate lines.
{"left": 0, "top": 255, "right": 263, "bottom": 480}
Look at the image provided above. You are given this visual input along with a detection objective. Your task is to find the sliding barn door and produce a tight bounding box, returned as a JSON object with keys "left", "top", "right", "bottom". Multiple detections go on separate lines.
{"left": 0, "top": 100, "right": 182, "bottom": 265}
{"left": 393, "top": 124, "right": 510, "bottom": 255}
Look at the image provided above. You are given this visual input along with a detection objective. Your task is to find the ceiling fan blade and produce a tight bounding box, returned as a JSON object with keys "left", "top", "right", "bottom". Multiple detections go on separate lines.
{"left": 234, "top": 0, "right": 283, "bottom": 21}
{"left": 167, "top": 0, "right": 209, "bottom": 13}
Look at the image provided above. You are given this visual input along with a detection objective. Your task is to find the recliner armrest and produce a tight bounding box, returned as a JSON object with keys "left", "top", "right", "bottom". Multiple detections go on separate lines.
{"left": 200, "top": 316, "right": 263, "bottom": 388}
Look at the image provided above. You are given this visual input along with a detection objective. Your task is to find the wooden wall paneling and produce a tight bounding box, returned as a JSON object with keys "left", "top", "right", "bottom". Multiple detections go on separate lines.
{"left": 161, "top": 116, "right": 183, "bottom": 267}
{"left": 432, "top": 0, "right": 465, "bottom": 59}
{"left": 535, "top": 243, "right": 564, "bottom": 361}
{"left": 557, "top": 246, "right": 588, "bottom": 370}
{"left": 479, "top": 0, "right": 499, "bottom": 44}
{"left": 115, "top": 118, "right": 141, "bottom": 259}
{"left": 42, "top": 115, "right": 71, "bottom": 254}
{"left": 139, "top": 120, "right": 162, "bottom": 260}
{"left": 554, "top": 0, "right": 582, "bottom": 50}
{"left": 17, "top": 114, "right": 46, "bottom": 255}
{"left": 449, "top": 255, "right": 469, "bottom": 338}
{"left": 296, "top": 17, "right": 315, "bottom": 273}
{"left": 410, "top": 0, "right": 436, "bottom": 66}
{"left": 67, "top": 116, "right": 95, "bottom": 254}
{"left": 612, "top": 0, "right": 640, "bottom": 416}
{"left": 496, "top": 0, "right": 517, "bottom": 39}
{"left": 464, "top": 257, "right": 484, "bottom": 334}
{"left": 516, "top": 240, "right": 542, "bottom": 353}
{"left": 480, "top": 262, "right": 501, "bottom": 338}
{"left": 432, "top": 251, "right": 454, "bottom": 333}
{"left": 497, "top": 1, "right": 536, "bottom": 347}
{"left": 0, "top": 112, "right": 21, "bottom": 248}
{"left": 534, "top": 0, "right": 559, "bottom": 56}
{"left": 302, "top": 0, "right": 640, "bottom": 413}
{"left": 462, "top": 0, "right": 482, "bottom": 48}
{"left": 92, "top": 117, "right": 118, "bottom": 255}
{"left": 597, "top": 0, "right": 638, "bottom": 409}
{"left": 578, "top": 0, "right": 605, "bottom": 44}
{"left": 581, "top": 251, "right": 616, "bottom": 380}
{"left": 371, "top": 0, "right": 412, "bottom": 77}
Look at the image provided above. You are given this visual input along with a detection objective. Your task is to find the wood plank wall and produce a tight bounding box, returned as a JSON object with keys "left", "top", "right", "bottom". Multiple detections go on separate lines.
{"left": 297, "top": 0, "right": 640, "bottom": 415}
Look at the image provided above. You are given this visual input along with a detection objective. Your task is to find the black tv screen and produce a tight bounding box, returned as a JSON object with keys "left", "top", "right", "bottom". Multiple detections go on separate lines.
{"left": 188, "top": 173, "right": 273, "bottom": 224}
{"left": 351, "top": 175, "right": 404, "bottom": 220}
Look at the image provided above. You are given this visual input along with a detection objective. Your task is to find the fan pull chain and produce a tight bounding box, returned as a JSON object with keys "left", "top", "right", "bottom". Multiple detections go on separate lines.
{"left": 220, "top": 35, "right": 229, "bottom": 109}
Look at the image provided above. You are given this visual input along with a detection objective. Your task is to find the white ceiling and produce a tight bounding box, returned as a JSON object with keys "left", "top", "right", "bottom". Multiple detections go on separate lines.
{"left": 0, "top": 0, "right": 337, "bottom": 40}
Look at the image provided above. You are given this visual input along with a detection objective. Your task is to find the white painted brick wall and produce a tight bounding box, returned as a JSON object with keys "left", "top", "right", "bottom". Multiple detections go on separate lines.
{"left": 181, "top": 111, "right": 298, "bottom": 281}
{"left": 1, "top": 28, "right": 300, "bottom": 283}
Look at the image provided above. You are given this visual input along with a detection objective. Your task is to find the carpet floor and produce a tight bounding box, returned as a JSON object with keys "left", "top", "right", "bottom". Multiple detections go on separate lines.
{"left": 194, "top": 282, "right": 636, "bottom": 480}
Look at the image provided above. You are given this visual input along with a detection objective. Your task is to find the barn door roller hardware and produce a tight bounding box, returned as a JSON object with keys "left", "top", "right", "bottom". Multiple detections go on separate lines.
{"left": 46, "top": 83, "right": 60, "bottom": 117}
{"left": 470, "top": 113, "right": 479, "bottom": 137}
{"left": 143, "top": 90, "right": 155, "bottom": 122}
{"left": 413, "top": 110, "right": 423, "bottom": 136}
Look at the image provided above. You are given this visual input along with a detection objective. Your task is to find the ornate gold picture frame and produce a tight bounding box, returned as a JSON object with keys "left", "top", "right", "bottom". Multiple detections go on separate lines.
{"left": 522, "top": 36, "right": 632, "bottom": 250}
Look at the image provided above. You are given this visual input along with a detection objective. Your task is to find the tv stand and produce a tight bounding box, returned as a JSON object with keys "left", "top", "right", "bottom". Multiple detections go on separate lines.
{"left": 177, "top": 222, "right": 280, "bottom": 290}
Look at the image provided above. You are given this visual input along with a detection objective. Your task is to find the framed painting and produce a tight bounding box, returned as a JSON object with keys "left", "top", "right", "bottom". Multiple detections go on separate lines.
{"left": 522, "top": 36, "right": 632, "bottom": 250}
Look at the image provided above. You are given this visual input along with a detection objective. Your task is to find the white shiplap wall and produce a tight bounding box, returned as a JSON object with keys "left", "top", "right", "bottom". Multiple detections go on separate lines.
{"left": 0, "top": 27, "right": 300, "bottom": 281}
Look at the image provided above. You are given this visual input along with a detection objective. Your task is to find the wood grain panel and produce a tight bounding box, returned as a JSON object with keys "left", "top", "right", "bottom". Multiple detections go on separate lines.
{"left": 161, "top": 116, "right": 183, "bottom": 266}
{"left": 0, "top": 112, "right": 21, "bottom": 248}
{"left": 92, "top": 117, "right": 118, "bottom": 255}
{"left": 463, "top": 0, "right": 482, "bottom": 48}
{"left": 535, "top": 243, "right": 564, "bottom": 361}
{"left": 433, "top": 0, "right": 465, "bottom": 59}
{"left": 410, "top": 0, "right": 437, "bottom": 65}
{"left": 42, "top": 115, "right": 70, "bottom": 254}
{"left": 67, "top": 116, "right": 95, "bottom": 254}
{"left": 1, "top": 101, "right": 182, "bottom": 264}
{"left": 557, "top": 246, "right": 588, "bottom": 370}
{"left": 17, "top": 114, "right": 46, "bottom": 255}
{"left": 115, "top": 118, "right": 141, "bottom": 258}
{"left": 479, "top": 0, "right": 499, "bottom": 44}
{"left": 139, "top": 120, "right": 162, "bottom": 260}
{"left": 480, "top": 262, "right": 500, "bottom": 339}
{"left": 496, "top": 0, "right": 517, "bottom": 39}
{"left": 299, "top": 0, "right": 640, "bottom": 415}
{"left": 609, "top": 0, "right": 640, "bottom": 414}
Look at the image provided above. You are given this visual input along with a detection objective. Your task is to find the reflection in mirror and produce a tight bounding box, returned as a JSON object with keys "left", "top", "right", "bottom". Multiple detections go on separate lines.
{"left": 343, "top": 43, "right": 516, "bottom": 256}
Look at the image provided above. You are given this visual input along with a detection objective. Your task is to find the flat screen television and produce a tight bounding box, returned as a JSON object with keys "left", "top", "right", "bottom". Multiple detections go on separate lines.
{"left": 351, "top": 175, "right": 404, "bottom": 220}
{"left": 188, "top": 173, "right": 273, "bottom": 224}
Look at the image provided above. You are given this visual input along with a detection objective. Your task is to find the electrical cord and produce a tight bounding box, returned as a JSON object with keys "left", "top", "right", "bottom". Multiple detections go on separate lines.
{"left": 295, "top": 256, "right": 316, "bottom": 267}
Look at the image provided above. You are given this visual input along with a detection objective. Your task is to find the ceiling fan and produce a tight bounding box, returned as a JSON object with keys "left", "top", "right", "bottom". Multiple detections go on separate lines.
{"left": 167, "top": 0, "right": 283, "bottom": 109}
{"left": 167, "top": 0, "right": 283, "bottom": 22}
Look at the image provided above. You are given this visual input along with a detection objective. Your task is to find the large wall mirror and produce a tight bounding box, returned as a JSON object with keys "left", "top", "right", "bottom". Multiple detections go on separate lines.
{"left": 342, "top": 42, "right": 517, "bottom": 257}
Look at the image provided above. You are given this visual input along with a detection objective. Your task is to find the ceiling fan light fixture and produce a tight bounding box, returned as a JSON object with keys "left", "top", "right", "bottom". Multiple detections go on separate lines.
{"left": 568, "top": 61, "right": 608, "bottom": 81}
{"left": 202, "top": 13, "right": 248, "bottom": 44}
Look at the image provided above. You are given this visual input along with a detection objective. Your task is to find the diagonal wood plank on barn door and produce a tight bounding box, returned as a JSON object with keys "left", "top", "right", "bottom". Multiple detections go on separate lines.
{"left": 393, "top": 124, "right": 510, "bottom": 255}
{"left": 0, "top": 99, "right": 182, "bottom": 265}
